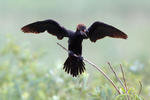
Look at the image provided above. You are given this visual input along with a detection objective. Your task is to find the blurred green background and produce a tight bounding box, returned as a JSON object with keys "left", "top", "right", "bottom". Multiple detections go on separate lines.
{"left": 0, "top": 0, "right": 150, "bottom": 100}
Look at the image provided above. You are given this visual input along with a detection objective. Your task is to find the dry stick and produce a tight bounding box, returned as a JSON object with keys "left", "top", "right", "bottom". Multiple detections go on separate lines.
{"left": 120, "top": 64, "right": 130, "bottom": 100}
{"left": 108, "top": 62, "right": 126, "bottom": 90}
{"left": 57, "top": 42, "right": 121, "bottom": 94}
{"left": 120, "top": 64, "right": 128, "bottom": 91}
{"left": 138, "top": 81, "right": 142, "bottom": 96}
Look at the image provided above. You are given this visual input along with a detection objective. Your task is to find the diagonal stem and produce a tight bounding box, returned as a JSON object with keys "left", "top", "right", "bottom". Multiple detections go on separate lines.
{"left": 108, "top": 62, "right": 126, "bottom": 89}
{"left": 57, "top": 42, "right": 121, "bottom": 94}
{"left": 138, "top": 81, "right": 142, "bottom": 96}
{"left": 120, "top": 64, "right": 130, "bottom": 100}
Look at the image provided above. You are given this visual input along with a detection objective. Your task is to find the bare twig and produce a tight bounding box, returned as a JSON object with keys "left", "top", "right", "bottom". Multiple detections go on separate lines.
{"left": 57, "top": 42, "right": 121, "bottom": 94}
{"left": 120, "top": 64, "right": 130, "bottom": 100}
{"left": 83, "top": 59, "right": 121, "bottom": 94}
{"left": 138, "top": 81, "right": 142, "bottom": 96}
{"left": 120, "top": 64, "right": 128, "bottom": 91}
{"left": 108, "top": 62, "right": 126, "bottom": 89}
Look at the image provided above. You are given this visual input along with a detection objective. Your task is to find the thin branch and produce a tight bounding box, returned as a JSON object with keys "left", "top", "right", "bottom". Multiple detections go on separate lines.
{"left": 57, "top": 43, "right": 79, "bottom": 58}
{"left": 120, "top": 64, "right": 128, "bottom": 91}
{"left": 138, "top": 81, "right": 142, "bottom": 96}
{"left": 120, "top": 64, "right": 130, "bottom": 100}
{"left": 108, "top": 62, "right": 126, "bottom": 89}
{"left": 57, "top": 42, "right": 121, "bottom": 94}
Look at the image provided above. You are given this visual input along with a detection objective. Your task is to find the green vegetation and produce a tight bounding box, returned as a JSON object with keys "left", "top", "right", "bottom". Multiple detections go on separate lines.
{"left": 0, "top": 38, "right": 148, "bottom": 100}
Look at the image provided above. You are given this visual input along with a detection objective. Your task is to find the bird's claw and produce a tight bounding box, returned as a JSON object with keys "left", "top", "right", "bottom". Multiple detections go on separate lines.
{"left": 69, "top": 51, "right": 74, "bottom": 56}
{"left": 78, "top": 56, "right": 83, "bottom": 60}
{"left": 69, "top": 51, "right": 83, "bottom": 60}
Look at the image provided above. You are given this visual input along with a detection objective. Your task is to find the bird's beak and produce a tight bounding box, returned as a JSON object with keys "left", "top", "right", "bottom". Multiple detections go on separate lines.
{"left": 83, "top": 29, "right": 87, "bottom": 33}
{"left": 81, "top": 29, "right": 88, "bottom": 37}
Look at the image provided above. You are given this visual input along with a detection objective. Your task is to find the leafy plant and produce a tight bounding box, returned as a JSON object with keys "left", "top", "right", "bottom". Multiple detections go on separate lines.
{"left": 0, "top": 38, "right": 148, "bottom": 100}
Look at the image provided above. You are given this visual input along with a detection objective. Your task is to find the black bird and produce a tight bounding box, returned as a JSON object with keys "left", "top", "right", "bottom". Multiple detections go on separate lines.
{"left": 21, "top": 19, "right": 128, "bottom": 77}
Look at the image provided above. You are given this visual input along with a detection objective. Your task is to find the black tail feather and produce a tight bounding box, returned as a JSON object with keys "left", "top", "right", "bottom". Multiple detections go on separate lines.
{"left": 64, "top": 56, "right": 85, "bottom": 77}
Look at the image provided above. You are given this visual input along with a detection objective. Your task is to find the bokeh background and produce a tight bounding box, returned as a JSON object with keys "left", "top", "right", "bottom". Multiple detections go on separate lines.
{"left": 0, "top": 0, "right": 150, "bottom": 100}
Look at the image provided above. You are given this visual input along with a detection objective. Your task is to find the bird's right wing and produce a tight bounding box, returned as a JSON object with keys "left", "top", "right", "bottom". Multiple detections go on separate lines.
{"left": 87, "top": 21, "right": 128, "bottom": 42}
{"left": 21, "top": 19, "right": 73, "bottom": 39}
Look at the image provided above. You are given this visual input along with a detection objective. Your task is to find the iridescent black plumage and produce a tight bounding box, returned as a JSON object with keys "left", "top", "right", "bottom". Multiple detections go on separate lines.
{"left": 21, "top": 19, "right": 127, "bottom": 77}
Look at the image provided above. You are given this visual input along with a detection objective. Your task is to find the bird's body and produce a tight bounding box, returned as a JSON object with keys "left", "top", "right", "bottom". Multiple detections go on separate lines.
{"left": 64, "top": 30, "right": 85, "bottom": 76}
{"left": 68, "top": 31, "right": 84, "bottom": 55}
{"left": 21, "top": 19, "right": 128, "bottom": 77}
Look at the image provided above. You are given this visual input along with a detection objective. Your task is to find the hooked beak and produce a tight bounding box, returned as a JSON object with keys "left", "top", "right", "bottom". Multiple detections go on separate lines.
{"left": 83, "top": 29, "right": 86, "bottom": 33}
{"left": 81, "top": 29, "right": 88, "bottom": 37}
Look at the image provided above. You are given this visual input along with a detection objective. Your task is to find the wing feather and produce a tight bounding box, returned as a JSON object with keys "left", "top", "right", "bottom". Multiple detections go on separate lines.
{"left": 21, "top": 19, "right": 73, "bottom": 39}
{"left": 87, "top": 21, "right": 128, "bottom": 42}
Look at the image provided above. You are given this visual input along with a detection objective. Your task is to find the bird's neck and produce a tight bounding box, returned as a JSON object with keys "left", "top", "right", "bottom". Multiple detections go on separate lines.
{"left": 76, "top": 29, "right": 80, "bottom": 33}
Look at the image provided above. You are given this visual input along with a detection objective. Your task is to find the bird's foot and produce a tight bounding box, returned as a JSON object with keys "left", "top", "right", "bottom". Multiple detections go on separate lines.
{"left": 69, "top": 51, "right": 83, "bottom": 60}
{"left": 78, "top": 56, "right": 83, "bottom": 60}
{"left": 69, "top": 51, "right": 74, "bottom": 56}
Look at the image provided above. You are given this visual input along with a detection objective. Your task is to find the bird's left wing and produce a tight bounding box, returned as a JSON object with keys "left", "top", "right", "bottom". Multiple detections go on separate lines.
{"left": 21, "top": 19, "right": 73, "bottom": 39}
{"left": 86, "top": 21, "right": 128, "bottom": 42}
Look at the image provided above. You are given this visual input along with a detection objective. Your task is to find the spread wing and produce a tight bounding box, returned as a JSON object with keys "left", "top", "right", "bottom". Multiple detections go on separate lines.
{"left": 21, "top": 19, "right": 73, "bottom": 39}
{"left": 87, "top": 21, "right": 128, "bottom": 42}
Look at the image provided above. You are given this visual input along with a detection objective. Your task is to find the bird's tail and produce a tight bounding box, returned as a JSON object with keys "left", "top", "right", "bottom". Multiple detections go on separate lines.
{"left": 64, "top": 56, "right": 85, "bottom": 77}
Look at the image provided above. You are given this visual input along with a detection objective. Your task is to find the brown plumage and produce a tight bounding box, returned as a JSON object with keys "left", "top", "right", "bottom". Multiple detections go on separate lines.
{"left": 21, "top": 19, "right": 128, "bottom": 77}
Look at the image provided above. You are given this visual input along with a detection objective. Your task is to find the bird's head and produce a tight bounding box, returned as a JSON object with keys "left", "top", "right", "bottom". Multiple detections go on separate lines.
{"left": 77, "top": 24, "right": 86, "bottom": 32}
{"left": 77, "top": 24, "right": 88, "bottom": 37}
